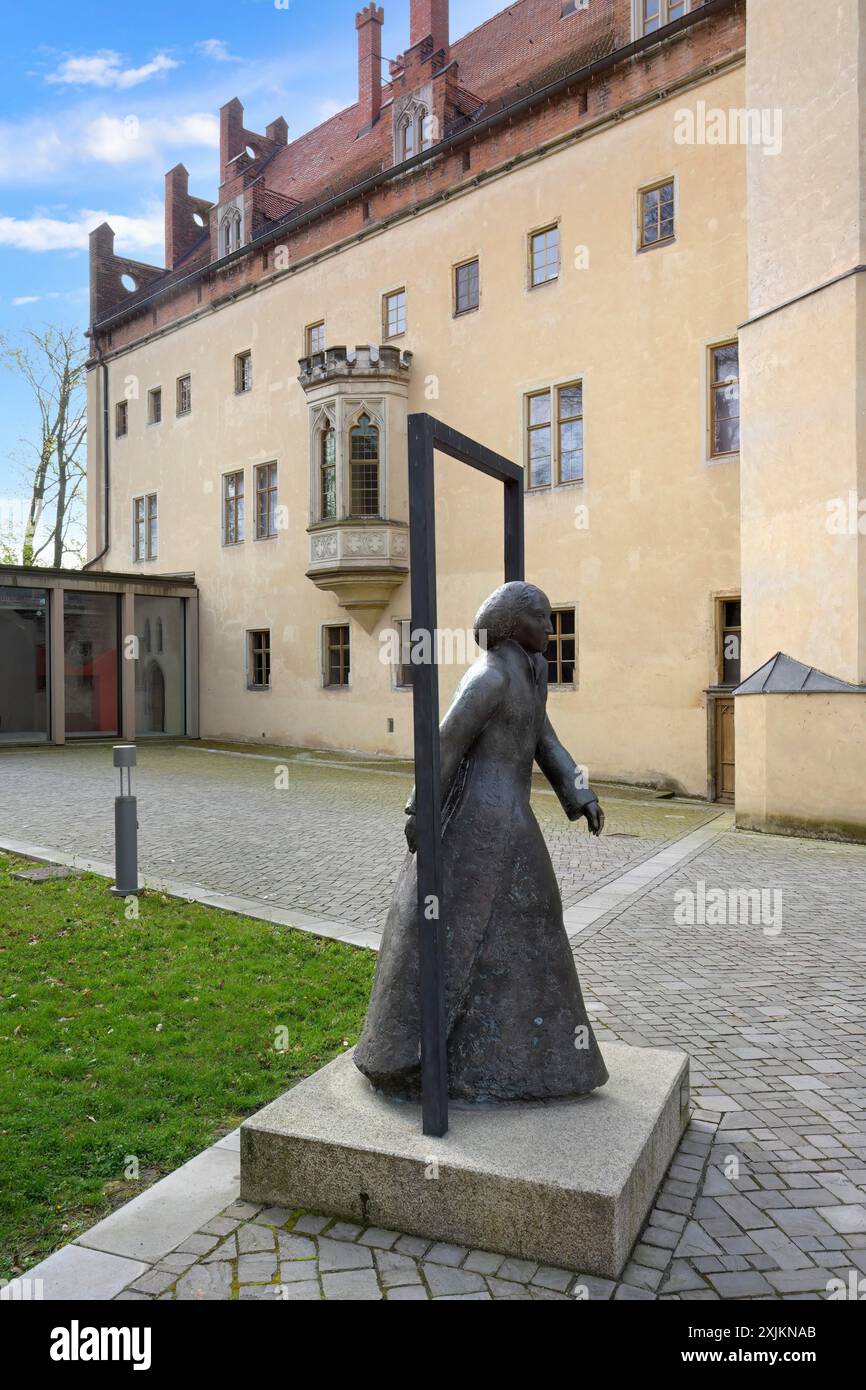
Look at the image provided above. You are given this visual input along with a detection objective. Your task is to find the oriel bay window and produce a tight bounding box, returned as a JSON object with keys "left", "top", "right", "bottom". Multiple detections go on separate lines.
{"left": 223, "top": 470, "right": 245, "bottom": 544}
{"left": 547, "top": 608, "right": 577, "bottom": 687}
{"left": 255, "top": 462, "right": 278, "bottom": 539}
{"left": 349, "top": 413, "right": 380, "bottom": 516}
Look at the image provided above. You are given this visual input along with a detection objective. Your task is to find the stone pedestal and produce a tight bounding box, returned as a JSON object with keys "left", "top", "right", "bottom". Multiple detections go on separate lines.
{"left": 240, "top": 1042, "right": 689, "bottom": 1279}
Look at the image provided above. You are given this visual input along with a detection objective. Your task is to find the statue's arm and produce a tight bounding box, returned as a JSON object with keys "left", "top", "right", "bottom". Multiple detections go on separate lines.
{"left": 535, "top": 715, "right": 601, "bottom": 822}
{"left": 403, "top": 664, "right": 506, "bottom": 843}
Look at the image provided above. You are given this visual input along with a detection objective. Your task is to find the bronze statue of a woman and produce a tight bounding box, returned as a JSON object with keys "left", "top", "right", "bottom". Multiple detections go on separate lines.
{"left": 354, "top": 582, "right": 608, "bottom": 1104}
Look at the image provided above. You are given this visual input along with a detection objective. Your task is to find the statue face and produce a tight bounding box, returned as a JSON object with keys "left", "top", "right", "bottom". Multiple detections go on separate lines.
{"left": 512, "top": 591, "right": 554, "bottom": 655}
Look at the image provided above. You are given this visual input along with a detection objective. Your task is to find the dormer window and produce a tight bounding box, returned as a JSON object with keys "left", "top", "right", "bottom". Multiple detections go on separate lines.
{"left": 349, "top": 414, "right": 380, "bottom": 516}
{"left": 221, "top": 207, "right": 242, "bottom": 257}
{"left": 397, "top": 104, "right": 431, "bottom": 163}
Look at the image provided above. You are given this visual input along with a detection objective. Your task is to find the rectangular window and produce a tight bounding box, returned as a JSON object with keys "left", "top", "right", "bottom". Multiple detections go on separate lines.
{"left": 526, "top": 380, "right": 584, "bottom": 488}
{"left": 529, "top": 225, "right": 560, "bottom": 287}
{"left": 527, "top": 391, "right": 552, "bottom": 489}
{"left": 247, "top": 630, "right": 271, "bottom": 690}
{"left": 383, "top": 288, "right": 407, "bottom": 339}
{"left": 255, "top": 462, "right": 278, "bottom": 539}
{"left": 223, "top": 470, "right": 245, "bottom": 545}
{"left": 557, "top": 382, "right": 584, "bottom": 483}
{"left": 133, "top": 493, "right": 158, "bottom": 562}
{"left": 0, "top": 586, "right": 49, "bottom": 742}
{"left": 637, "top": 0, "right": 690, "bottom": 35}
{"left": 176, "top": 374, "right": 192, "bottom": 416}
{"left": 547, "top": 608, "right": 577, "bottom": 687}
{"left": 719, "top": 598, "right": 741, "bottom": 687}
{"left": 394, "top": 617, "right": 413, "bottom": 689}
{"left": 306, "top": 321, "right": 326, "bottom": 355}
{"left": 454, "top": 258, "right": 480, "bottom": 315}
{"left": 147, "top": 388, "right": 162, "bottom": 425}
{"left": 234, "top": 351, "right": 252, "bottom": 394}
{"left": 639, "top": 179, "right": 675, "bottom": 248}
{"left": 323, "top": 624, "right": 350, "bottom": 688}
{"left": 115, "top": 401, "right": 128, "bottom": 438}
{"left": 709, "top": 342, "right": 740, "bottom": 457}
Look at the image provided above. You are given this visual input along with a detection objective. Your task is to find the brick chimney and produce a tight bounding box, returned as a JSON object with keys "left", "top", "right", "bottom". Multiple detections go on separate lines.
{"left": 410, "top": 0, "right": 449, "bottom": 55}
{"left": 356, "top": 5, "right": 384, "bottom": 129}
{"left": 220, "top": 97, "right": 245, "bottom": 183}
{"left": 165, "top": 164, "right": 214, "bottom": 269}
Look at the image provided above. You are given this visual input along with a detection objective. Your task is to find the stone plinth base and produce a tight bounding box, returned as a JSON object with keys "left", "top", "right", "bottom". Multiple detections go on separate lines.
{"left": 240, "top": 1042, "right": 689, "bottom": 1279}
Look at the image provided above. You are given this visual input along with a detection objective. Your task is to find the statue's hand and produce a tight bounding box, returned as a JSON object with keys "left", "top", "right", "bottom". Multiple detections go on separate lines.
{"left": 583, "top": 800, "right": 604, "bottom": 837}
{"left": 405, "top": 813, "right": 418, "bottom": 854}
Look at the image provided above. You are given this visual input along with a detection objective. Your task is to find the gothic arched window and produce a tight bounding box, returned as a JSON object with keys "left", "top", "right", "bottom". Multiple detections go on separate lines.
{"left": 321, "top": 426, "right": 337, "bottom": 520}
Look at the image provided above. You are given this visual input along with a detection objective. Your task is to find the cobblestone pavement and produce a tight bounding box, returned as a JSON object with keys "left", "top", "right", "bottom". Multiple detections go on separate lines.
{"left": 107, "top": 825, "right": 866, "bottom": 1302}
{"left": 0, "top": 743, "right": 715, "bottom": 933}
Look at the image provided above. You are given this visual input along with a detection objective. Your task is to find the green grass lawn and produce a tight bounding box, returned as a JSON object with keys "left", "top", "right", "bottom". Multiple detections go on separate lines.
{"left": 0, "top": 853, "right": 375, "bottom": 1279}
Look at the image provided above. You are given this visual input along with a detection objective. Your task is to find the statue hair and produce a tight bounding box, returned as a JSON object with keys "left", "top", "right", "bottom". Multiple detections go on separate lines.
{"left": 473, "top": 582, "right": 549, "bottom": 649}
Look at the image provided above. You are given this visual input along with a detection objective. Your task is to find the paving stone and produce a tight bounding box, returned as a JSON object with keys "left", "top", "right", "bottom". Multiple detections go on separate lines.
{"left": 614, "top": 1283, "right": 655, "bottom": 1300}
{"left": 279, "top": 1260, "right": 319, "bottom": 1284}
{"left": 707, "top": 1271, "right": 773, "bottom": 1298}
{"left": 394, "top": 1235, "right": 431, "bottom": 1259}
{"left": 199, "top": 1217, "right": 240, "bottom": 1237}
{"left": 293, "top": 1214, "right": 331, "bottom": 1235}
{"left": 660, "top": 1261, "right": 708, "bottom": 1294}
{"left": 822, "top": 1205, "right": 866, "bottom": 1234}
{"left": 675, "top": 1222, "right": 723, "bottom": 1258}
{"left": 764, "top": 1268, "right": 836, "bottom": 1295}
{"left": 174, "top": 1263, "right": 233, "bottom": 1300}
{"left": 128, "top": 1268, "right": 178, "bottom": 1296}
{"left": 159, "top": 1253, "right": 199, "bottom": 1273}
{"left": 487, "top": 1278, "right": 532, "bottom": 1299}
{"left": 321, "top": 1270, "right": 382, "bottom": 1300}
{"left": 326, "top": 1221, "right": 364, "bottom": 1242}
{"left": 422, "top": 1264, "right": 486, "bottom": 1297}
{"left": 374, "top": 1250, "right": 422, "bottom": 1287}
{"left": 622, "top": 1262, "right": 663, "bottom": 1291}
{"left": 463, "top": 1250, "right": 504, "bottom": 1276}
{"left": 273, "top": 1279, "right": 321, "bottom": 1300}
{"left": 531, "top": 1265, "right": 573, "bottom": 1292}
{"left": 174, "top": 1232, "right": 220, "bottom": 1256}
{"left": 237, "top": 1253, "right": 279, "bottom": 1283}
{"left": 570, "top": 1275, "right": 616, "bottom": 1300}
{"left": 237, "top": 1223, "right": 276, "bottom": 1254}
{"left": 423, "top": 1241, "right": 468, "bottom": 1267}
{"left": 223, "top": 1201, "right": 261, "bottom": 1220}
{"left": 277, "top": 1231, "right": 316, "bottom": 1260}
{"left": 387, "top": 1285, "right": 430, "bottom": 1300}
{"left": 317, "top": 1236, "right": 374, "bottom": 1272}
{"left": 358, "top": 1227, "right": 400, "bottom": 1249}
{"left": 496, "top": 1257, "right": 538, "bottom": 1284}
{"left": 254, "top": 1206, "right": 293, "bottom": 1228}
{"left": 201, "top": 1235, "right": 237, "bottom": 1263}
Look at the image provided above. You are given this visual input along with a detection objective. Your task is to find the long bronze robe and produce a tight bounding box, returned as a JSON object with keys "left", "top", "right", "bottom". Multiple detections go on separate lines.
{"left": 354, "top": 637, "right": 608, "bottom": 1103}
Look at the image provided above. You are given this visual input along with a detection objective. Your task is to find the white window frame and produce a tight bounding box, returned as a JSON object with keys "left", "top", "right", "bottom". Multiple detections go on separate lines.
{"left": 222, "top": 469, "right": 245, "bottom": 546}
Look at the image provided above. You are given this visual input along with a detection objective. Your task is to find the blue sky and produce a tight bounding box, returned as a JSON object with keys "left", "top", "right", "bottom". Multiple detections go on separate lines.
{"left": 0, "top": 0, "right": 503, "bottom": 508}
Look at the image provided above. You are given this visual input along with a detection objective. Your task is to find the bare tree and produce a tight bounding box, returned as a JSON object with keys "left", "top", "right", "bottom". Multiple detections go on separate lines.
{"left": 1, "top": 326, "right": 87, "bottom": 568}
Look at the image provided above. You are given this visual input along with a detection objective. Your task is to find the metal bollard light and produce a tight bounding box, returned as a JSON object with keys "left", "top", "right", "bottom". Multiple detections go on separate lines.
{"left": 111, "top": 744, "right": 143, "bottom": 897}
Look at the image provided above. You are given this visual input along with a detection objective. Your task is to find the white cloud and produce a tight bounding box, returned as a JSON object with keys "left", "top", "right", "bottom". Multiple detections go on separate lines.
{"left": 12, "top": 295, "right": 40, "bottom": 305}
{"left": 83, "top": 112, "right": 219, "bottom": 165}
{"left": 196, "top": 39, "right": 238, "bottom": 63}
{"left": 46, "top": 50, "right": 179, "bottom": 90}
{"left": 0, "top": 208, "right": 164, "bottom": 255}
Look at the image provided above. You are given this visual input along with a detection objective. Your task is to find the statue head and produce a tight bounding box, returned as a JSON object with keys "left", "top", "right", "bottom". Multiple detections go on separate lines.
{"left": 474, "top": 581, "right": 554, "bottom": 655}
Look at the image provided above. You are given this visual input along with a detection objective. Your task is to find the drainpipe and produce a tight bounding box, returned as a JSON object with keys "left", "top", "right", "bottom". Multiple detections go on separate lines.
{"left": 83, "top": 349, "right": 110, "bottom": 570}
